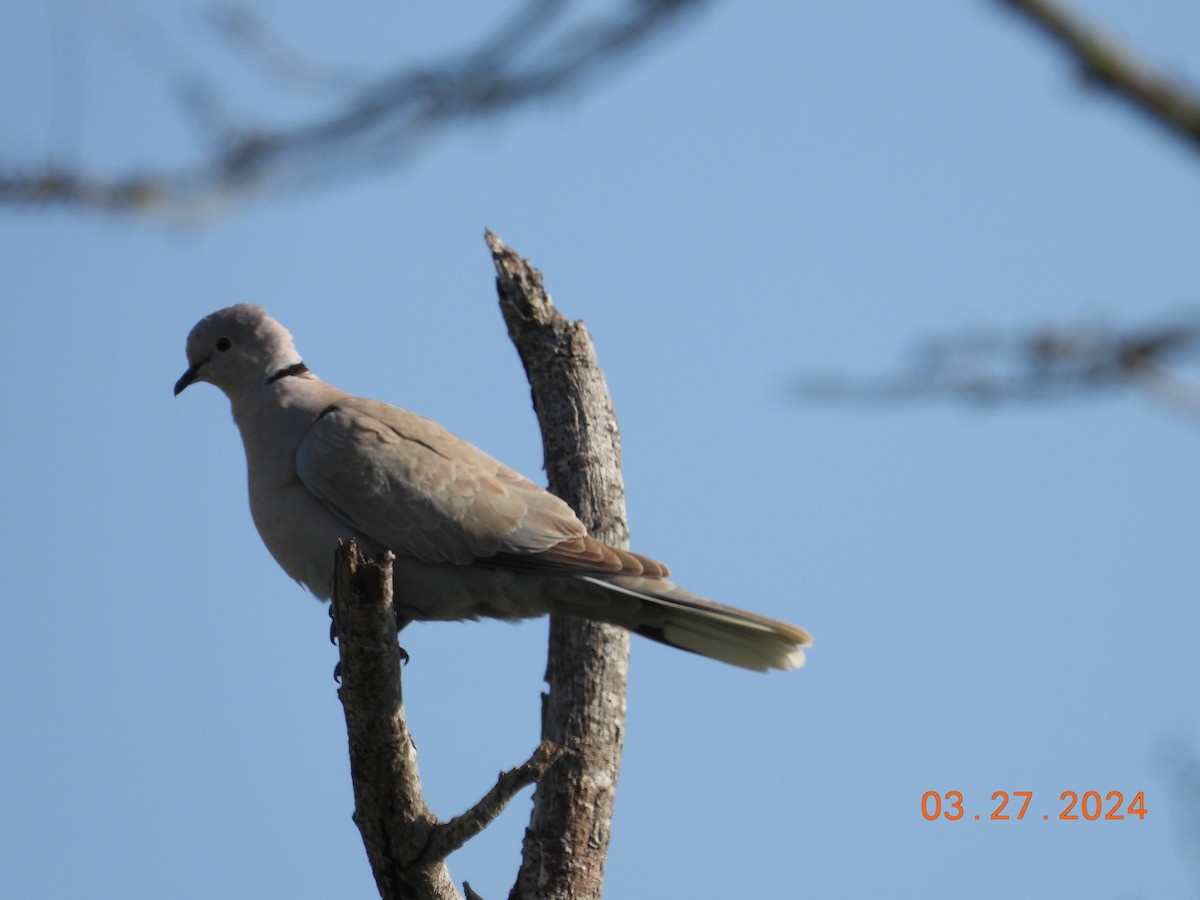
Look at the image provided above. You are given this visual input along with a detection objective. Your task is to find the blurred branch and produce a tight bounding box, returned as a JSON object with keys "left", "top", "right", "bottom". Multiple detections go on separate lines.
{"left": 1159, "top": 737, "right": 1200, "bottom": 894}
{"left": 998, "top": 0, "right": 1200, "bottom": 154}
{"left": 0, "top": 0, "right": 708, "bottom": 216}
{"left": 794, "top": 312, "right": 1200, "bottom": 416}
{"left": 208, "top": 4, "right": 371, "bottom": 92}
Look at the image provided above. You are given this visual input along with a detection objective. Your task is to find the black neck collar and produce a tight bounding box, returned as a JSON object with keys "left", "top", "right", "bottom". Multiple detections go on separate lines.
{"left": 266, "top": 361, "right": 309, "bottom": 384}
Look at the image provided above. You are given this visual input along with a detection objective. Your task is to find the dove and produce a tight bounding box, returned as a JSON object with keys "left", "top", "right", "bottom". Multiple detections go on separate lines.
{"left": 175, "top": 304, "right": 811, "bottom": 671}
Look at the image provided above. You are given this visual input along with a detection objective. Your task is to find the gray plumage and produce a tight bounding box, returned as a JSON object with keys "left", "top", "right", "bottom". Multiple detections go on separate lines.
{"left": 175, "top": 304, "right": 812, "bottom": 671}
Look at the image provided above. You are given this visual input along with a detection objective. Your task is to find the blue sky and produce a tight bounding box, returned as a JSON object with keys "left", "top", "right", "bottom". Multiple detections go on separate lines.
{"left": 2, "top": 2, "right": 1199, "bottom": 897}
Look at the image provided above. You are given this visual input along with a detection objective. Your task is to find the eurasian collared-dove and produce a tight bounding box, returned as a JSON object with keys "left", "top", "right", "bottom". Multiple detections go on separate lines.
{"left": 175, "top": 305, "right": 811, "bottom": 671}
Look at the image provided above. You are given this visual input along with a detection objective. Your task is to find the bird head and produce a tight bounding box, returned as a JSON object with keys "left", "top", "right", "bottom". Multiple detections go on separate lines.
{"left": 174, "top": 304, "right": 305, "bottom": 398}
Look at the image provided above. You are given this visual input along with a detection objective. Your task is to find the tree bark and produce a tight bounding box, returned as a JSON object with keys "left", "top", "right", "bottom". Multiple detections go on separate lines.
{"left": 488, "top": 230, "right": 631, "bottom": 900}
{"left": 332, "top": 543, "right": 567, "bottom": 900}
{"left": 331, "top": 544, "right": 459, "bottom": 900}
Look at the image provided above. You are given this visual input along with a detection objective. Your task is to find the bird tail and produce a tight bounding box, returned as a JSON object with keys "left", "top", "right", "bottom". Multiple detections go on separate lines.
{"left": 555, "top": 575, "right": 811, "bottom": 672}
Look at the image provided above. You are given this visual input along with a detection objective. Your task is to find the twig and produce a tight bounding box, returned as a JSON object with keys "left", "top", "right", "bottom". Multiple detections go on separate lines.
{"left": 420, "top": 741, "right": 567, "bottom": 863}
{"left": 998, "top": 0, "right": 1200, "bottom": 152}
{"left": 208, "top": 4, "right": 369, "bottom": 91}
{"left": 0, "top": 0, "right": 707, "bottom": 214}
{"left": 792, "top": 313, "right": 1200, "bottom": 410}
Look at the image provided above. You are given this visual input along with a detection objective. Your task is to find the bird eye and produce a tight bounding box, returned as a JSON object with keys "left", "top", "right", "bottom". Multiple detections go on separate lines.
{"left": 216, "top": 337, "right": 232, "bottom": 352}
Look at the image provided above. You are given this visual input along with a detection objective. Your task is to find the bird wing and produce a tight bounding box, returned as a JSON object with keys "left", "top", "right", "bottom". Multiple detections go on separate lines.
{"left": 295, "top": 396, "right": 588, "bottom": 565}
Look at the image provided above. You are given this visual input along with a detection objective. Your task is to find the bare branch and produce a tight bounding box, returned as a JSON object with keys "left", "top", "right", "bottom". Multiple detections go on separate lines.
{"left": 998, "top": 0, "right": 1200, "bottom": 153}
{"left": 794, "top": 312, "right": 1200, "bottom": 413}
{"left": 330, "top": 235, "right": 636, "bottom": 897}
{"left": 331, "top": 541, "right": 459, "bottom": 900}
{"left": 488, "top": 231, "right": 632, "bottom": 900}
{"left": 0, "top": 0, "right": 709, "bottom": 215}
{"left": 208, "top": 4, "right": 371, "bottom": 92}
{"left": 420, "top": 741, "right": 567, "bottom": 864}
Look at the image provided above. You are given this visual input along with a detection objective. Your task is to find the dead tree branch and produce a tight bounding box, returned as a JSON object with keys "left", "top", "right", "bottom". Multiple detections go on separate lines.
{"left": 0, "top": 0, "right": 708, "bottom": 215}
{"left": 208, "top": 4, "right": 370, "bottom": 92}
{"left": 488, "top": 230, "right": 632, "bottom": 900}
{"left": 998, "top": 0, "right": 1200, "bottom": 154}
{"left": 330, "top": 235, "right": 634, "bottom": 898}
{"left": 332, "top": 542, "right": 565, "bottom": 900}
{"left": 419, "top": 741, "right": 568, "bottom": 864}
{"left": 794, "top": 312, "right": 1200, "bottom": 414}
{"left": 330, "top": 543, "right": 458, "bottom": 900}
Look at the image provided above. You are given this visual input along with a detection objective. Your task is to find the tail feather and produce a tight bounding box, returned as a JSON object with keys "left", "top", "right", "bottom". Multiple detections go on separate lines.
{"left": 560, "top": 575, "right": 811, "bottom": 672}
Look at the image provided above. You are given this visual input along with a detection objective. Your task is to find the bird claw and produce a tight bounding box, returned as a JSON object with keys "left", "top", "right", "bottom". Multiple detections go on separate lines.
{"left": 395, "top": 609, "right": 411, "bottom": 664}
{"left": 330, "top": 606, "right": 407, "bottom": 669}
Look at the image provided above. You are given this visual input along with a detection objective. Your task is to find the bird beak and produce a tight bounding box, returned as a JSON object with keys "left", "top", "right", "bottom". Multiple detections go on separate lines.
{"left": 174, "top": 362, "right": 202, "bottom": 396}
